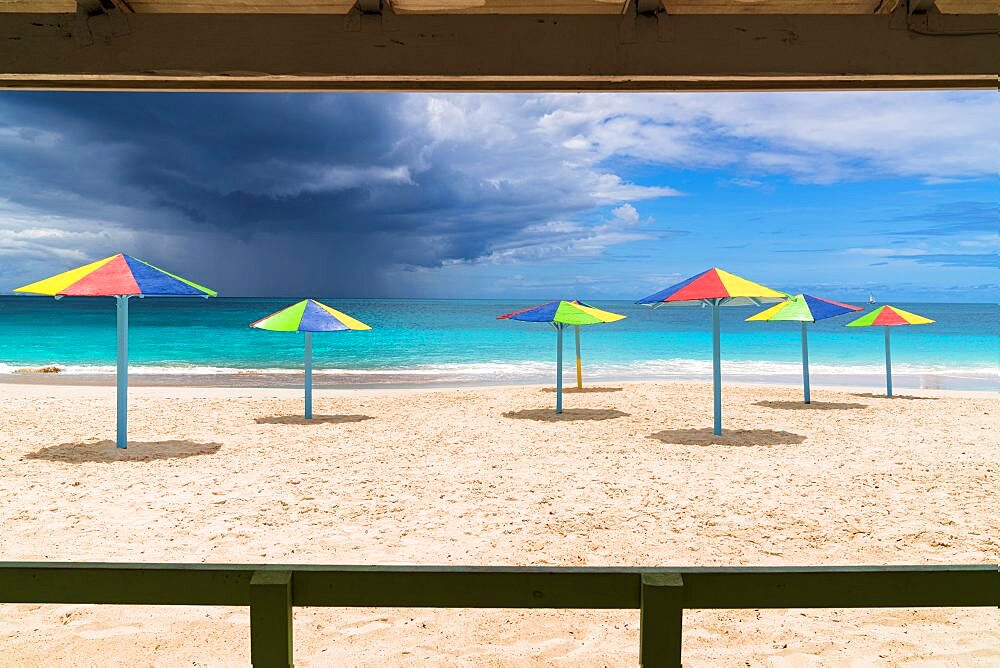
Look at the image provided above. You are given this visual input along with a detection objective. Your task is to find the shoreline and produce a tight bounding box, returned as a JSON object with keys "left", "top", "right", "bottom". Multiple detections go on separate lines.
{"left": 1, "top": 376, "right": 995, "bottom": 399}
{"left": 1, "top": 367, "right": 995, "bottom": 395}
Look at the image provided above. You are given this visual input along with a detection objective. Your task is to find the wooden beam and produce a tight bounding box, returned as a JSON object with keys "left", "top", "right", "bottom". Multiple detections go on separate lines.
{"left": 0, "top": 9, "right": 996, "bottom": 91}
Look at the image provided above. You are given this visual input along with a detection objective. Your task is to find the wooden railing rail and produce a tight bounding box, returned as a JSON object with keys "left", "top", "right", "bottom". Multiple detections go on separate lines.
{"left": 1, "top": 563, "right": 997, "bottom": 667}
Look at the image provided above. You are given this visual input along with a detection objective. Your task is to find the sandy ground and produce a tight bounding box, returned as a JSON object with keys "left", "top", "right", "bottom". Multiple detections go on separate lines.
{"left": 0, "top": 380, "right": 997, "bottom": 666}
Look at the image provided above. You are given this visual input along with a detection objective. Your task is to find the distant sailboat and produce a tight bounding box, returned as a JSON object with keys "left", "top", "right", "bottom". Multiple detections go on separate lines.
{"left": 868, "top": 292, "right": 876, "bottom": 304}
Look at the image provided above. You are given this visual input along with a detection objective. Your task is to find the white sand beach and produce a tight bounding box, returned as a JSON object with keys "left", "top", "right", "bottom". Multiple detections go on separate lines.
{"left": 0, "top": 380, "right": 997, "bottom": 665}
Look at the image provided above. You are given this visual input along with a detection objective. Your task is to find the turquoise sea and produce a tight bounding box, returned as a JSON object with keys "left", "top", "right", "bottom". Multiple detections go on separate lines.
{"left": 0, "top": 297, "right": 996, "bottom": 391}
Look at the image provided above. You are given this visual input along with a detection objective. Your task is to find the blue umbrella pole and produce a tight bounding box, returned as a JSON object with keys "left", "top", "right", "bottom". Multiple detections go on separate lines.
{"left": 884, "top": 326, "right": 893, "bottom": 398}
{"left": 304, "top": 332, "right": 313, "bottom": 419}
{"left": 555, "top": 324, "right": 564, "bottom": 413}
{"left": 801, "top": 322, "right": 811, "bottom": 404}
{"left": 712, "top": 301, "right": 722, "bottom": 435}
{"left": 116, "top": 295, "right": 129, "bottom": 449}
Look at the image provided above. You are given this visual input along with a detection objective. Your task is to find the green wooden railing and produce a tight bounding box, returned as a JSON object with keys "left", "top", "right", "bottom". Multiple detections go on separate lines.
{"left": 1, "top": 563, "right": 997, "bottom": 667}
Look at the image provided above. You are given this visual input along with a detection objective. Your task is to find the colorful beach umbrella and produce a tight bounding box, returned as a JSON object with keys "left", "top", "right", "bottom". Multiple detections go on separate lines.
{"left": 638, "top": 268, "right": 786, "bottom": 435}
{"left": 747, "top": 294, "right": 862, "bottom": 404}
{"left": 14, "top": 253, "right": 216, "bottom": 448}
{"left": 845, "top": 305, "right": 934, "bottom": 397}
{"left": 497, "top": 300, "right": 625, "bottom": 413}
{"left": 250, "top": 299, "right": 371, "bottom": 419}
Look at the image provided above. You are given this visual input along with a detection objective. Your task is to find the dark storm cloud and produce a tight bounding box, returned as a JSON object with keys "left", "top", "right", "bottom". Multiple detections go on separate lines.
{"left": 0, "top": 92, "right": 668, "bottom": 296}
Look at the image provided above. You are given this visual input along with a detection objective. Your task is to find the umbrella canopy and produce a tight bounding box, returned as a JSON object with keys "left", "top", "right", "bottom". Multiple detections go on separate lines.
{"left": 845, "top": 305, "right": 934, "bottom": 328}
{"left": 497, "top": 299, "right": 625, "bottom": 325}
{"left": 747, "top": 294, "right": 862, "bottom": 403}
{"left": 250, "top": 300, "right": 371, "bottom": 419}
{"left": 637, "top": 267, "right": 786, "bottom": 307}
{"left": 638, "top": 268, "right": 785, "bottom": 435}
{"left": 14, "top": 253, "right": 216, "bottom": 298}
{"left": 747, "top": 294, "right": 861, "bottom": 323}
{"left": 497, "top": 300, "right": 625, "bottom": 413}
{"left": 845, "top": 305, "right": 934, "bottom": 398}
{"left": 251, "top": 299, "right": 371, "bottom": 332}
{"left": 14, "top": 253, "right": 215, "bottom": 448}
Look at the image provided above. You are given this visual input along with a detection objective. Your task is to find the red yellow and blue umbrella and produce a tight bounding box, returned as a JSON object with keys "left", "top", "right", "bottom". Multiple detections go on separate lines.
{"left": 638, "top": 268, "right": 786, "bottom": 435}
{"left": 747, "top": 294, "right": 862, "bottom": 403}
{"left": 497, "top": 300, "right": 625, "bottom": 413}
{"left": 845, "top": 305, "right": 934, "bottom": 397}
{"left": 14, "top": 253, "right": 216, "bottom": 448}
{"left": 251, "top": 299, "right": 371, "bottom": 419}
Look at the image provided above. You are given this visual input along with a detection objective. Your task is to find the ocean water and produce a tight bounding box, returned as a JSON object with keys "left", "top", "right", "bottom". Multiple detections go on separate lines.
{"left": 0, "top": 297, "right": 996, "bottom": 391}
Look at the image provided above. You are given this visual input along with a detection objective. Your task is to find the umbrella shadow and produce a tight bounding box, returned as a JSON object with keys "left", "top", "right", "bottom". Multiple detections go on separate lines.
{"left": 755, "top": 400, "right": 868, "bottom": 411}
{"left": 255, "top": 414, "right": 374, "bottom": 425}
{"left": 24, "top": 440, "right": 222, "bottom": 463}
{"left": 649, "top": 428, "right": 806, "bottom": 447}
{"left": 541, "top": 387, "right": 623, "bottom": 394}
{"left": 850, "top": 393, "right": 937, "bottom": 401}
{"left": 504, "top": 408, "right": 629, "bottom": 422}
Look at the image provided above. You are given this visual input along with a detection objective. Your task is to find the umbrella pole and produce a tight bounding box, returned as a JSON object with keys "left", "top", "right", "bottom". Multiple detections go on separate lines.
{"left": 712, "top": 301, "right": 722, "bottom": 436}
{"left": 115, "top": 295, "right": 128, "bottom": 449}
{"left": 304, "top": 332, "right": 313, "bottom": 419}
{"left": 556, "top": 324, "right": 564, "bottom": 414}
{"left": 801, "top": 322, "right": 811, "bottom": 404}
{"left": 574, "top": 325, "right": 582, "bottom": 389}
{"left": 884, "top": 326, "right": 892, "bottom": 398}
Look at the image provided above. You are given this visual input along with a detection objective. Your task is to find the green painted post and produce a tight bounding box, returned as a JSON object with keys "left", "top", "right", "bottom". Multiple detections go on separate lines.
{"left": 640, "top": 573, "right": 683, "bottom": 667}
{"left": 250, "top": 570, "right": 293, "bottom": 668}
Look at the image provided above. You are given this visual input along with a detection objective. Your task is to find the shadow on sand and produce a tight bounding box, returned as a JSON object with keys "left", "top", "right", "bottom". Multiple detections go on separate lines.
{"left": 850, "top": 393, "right": 937, "bottom": 401}
{"left": 504, "top": 408, "right": 628, "bottom": 422}
{"left": 649, "top": 428, "right": 805, "bottom": 447}
{"left": 755, "top": 400, "right": 868, "bottom": 411}
{"left": 25, "top": 440, "right": 222, "bottom": 463}
{"left": 255, "top": 414, "right": 374, "bottom": 426}
{"left": 541, "top": 387, "right": 623, "bottom": 394}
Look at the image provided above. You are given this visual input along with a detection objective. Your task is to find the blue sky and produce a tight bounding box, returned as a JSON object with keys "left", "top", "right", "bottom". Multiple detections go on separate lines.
{"left": 0, "top": 91, "right": 996, "bottom": 301}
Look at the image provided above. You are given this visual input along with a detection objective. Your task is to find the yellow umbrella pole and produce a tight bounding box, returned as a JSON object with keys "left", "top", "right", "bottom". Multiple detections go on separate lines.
{"left": 574, "top": 325, "right": 583, "bottom": 389}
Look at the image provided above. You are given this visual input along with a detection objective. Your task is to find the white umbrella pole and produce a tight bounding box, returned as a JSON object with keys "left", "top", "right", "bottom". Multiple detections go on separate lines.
{"left": 304, "top": 331, "right": 313, "bottom": 419}
{"left": 116, "top": 295, "right": 129, "bottom": 449}
{"left": 801, "top": 322, "right": 811, "bottom": 404}
{"left": 556, "top": 324, "right": 564, "bottom": 414}
{"left": 712, "top": 301, "right": 722, "bottom": 435}
{"left": 884, "top": 326, "right": 892, "bottom": 398}
{"left": 574, "top": 325, "right": 582, "bottom": 389}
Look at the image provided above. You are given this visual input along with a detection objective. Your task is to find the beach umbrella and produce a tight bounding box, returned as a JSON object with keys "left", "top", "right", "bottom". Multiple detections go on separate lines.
{"left": 637, "top": 268, "right": 786, "bottom": 435}
{"left": 14, "top": 253, "right": 216, "bottom": 449}
{"left": 250, "top": 299, "right": 371, "bottom": 419}
{"left": 747, "top": 294, "right": 862, "bottom": 404}
{"left": 497, "top": 300, "right": 625, "bottom": 413}
{"left": 845, "top": 305, "right": 934, "bottom": 397}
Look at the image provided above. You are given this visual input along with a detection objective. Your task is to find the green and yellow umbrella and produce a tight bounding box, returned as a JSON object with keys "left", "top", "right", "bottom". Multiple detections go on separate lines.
{"left": 748, "top": 294, "right": 862, "bottom": 404}
{"left": 251, "top": 299, "right": 371, "bottom": 419}
{"left": 498, "top": 300, "right": 625, "bottom": 413}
